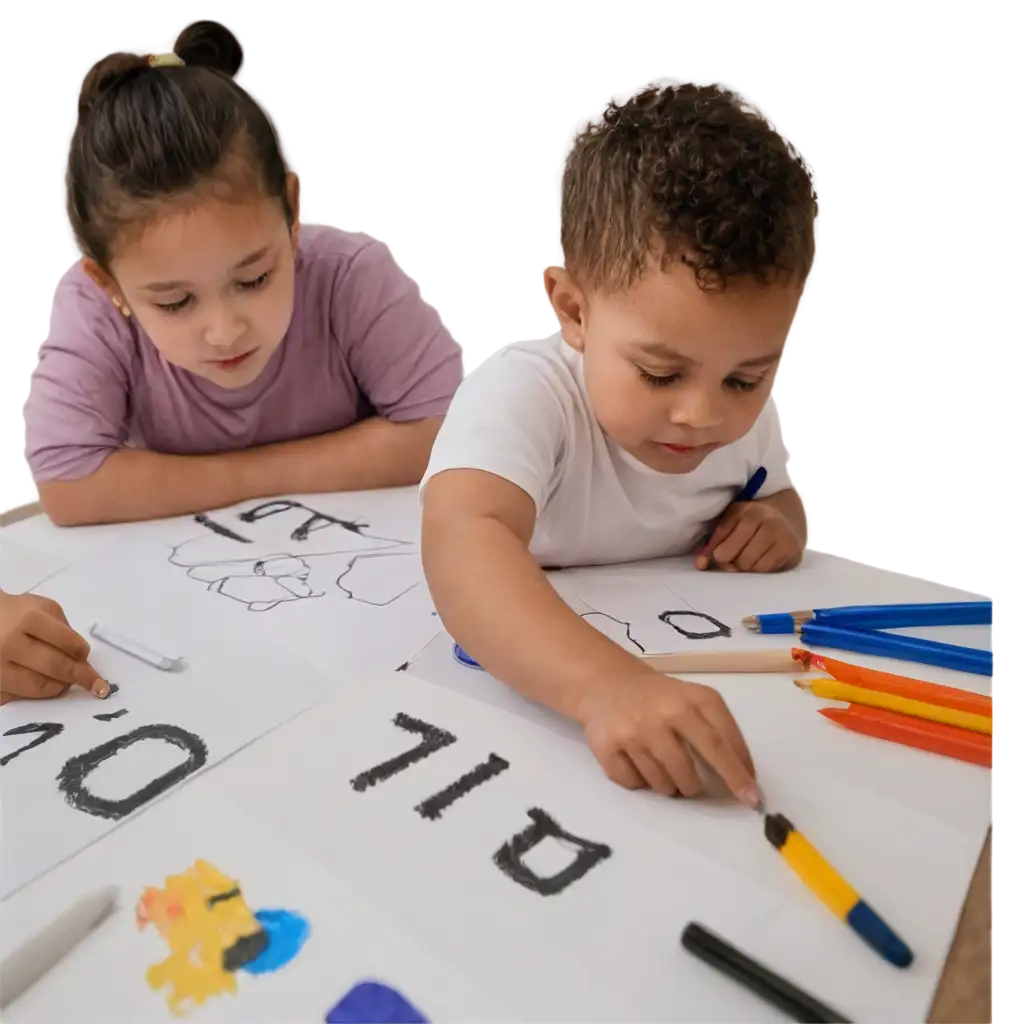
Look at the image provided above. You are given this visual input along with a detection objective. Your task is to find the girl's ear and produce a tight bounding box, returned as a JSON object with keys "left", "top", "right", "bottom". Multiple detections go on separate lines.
{"left": 285, "top": 173, "right": 301, "bottom": 251}
{"left": 82, "top": 259, "right": 132, "bottom": 319}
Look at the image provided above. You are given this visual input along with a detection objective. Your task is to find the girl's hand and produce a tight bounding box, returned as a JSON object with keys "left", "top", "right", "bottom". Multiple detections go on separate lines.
{"left": 577, "top": 671, "right": 760, "bottom": 807}
{"left": 0, "top": 591, "right": 109, "bottom": 704}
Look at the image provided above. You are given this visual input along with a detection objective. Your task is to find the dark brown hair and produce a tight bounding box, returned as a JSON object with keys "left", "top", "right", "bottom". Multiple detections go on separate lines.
{"left": 561, "top": 83, "right": 818, "bottom": 292}
{"left": 67, "top": 21, "right": 291, "bottom": 270}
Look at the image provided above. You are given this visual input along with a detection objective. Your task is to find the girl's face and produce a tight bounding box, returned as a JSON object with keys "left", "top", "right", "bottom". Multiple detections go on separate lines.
{"left": 90, "top": 175, "right": 301, "bottom": 389}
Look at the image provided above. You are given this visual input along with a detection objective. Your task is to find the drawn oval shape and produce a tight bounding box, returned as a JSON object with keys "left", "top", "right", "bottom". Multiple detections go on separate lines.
{"left": 57, "top": 724, "right": 209, "bottom": 821}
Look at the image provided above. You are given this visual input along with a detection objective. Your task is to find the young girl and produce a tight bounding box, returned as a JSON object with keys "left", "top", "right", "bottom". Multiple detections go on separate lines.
{"left": 24, "top": 21, "right": 463, "bottom": 527}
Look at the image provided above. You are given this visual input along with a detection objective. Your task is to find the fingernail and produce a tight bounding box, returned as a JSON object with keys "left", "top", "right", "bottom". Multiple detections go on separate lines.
{"left": 740, "top": 785, "right": 762, "bottom": 810}
{"left": 94, "top": 680, "right": 111, "bottom": 699}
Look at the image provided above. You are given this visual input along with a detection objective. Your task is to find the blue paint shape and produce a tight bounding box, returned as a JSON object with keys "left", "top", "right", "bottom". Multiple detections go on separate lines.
{"left": 241, "top": 909, "right": 310, "bottom": 974}
{"left": 452, "top": 643, "right": 482, "bottom": 670}
{"left": 325, "top": 981, "right": 428, "bottom": 1023}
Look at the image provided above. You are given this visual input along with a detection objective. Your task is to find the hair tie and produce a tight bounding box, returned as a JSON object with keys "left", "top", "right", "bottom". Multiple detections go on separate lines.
{"left": 146, "top": 53, "right": 185, "bottom": 68}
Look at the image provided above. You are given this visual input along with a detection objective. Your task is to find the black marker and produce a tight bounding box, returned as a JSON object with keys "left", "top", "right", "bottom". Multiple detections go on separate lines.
{"left": 681, "top": 922, "right": 852, "bottom": 1023}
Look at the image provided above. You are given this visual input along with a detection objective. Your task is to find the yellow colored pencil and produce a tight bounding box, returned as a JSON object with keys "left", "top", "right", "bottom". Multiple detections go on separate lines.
{"left": 795, "top": 678, "right": 992, "bottom": 735}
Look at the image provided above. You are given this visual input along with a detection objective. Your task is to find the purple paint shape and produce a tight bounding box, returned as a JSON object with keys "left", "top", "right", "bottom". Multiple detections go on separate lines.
{"left": 325, "top": 981, "right": 428, "bottom": 1023}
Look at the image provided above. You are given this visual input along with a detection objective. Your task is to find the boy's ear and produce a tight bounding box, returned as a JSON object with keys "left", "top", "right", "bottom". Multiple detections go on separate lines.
{"left": 544, "top": 267, "right": 586, "bottom": 351}
{"left": 285, "top": 173, "right": 301, "bottom": 250}
{"left": 81, "top": 259, "right": 131, "bottom": 318}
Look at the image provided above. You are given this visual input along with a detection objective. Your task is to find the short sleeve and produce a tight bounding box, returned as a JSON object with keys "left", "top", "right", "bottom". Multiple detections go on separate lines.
{"left": 753, "top": 396, "right": 794, "bottom": 497}
{"left": 333, "top": 240, "right": 463, "bottom": 421}
{"left": 420, "top": 347, "right": 569, "bottom": 509}
{"left": 23, "top": 268, "right": 132, "bottom": 483}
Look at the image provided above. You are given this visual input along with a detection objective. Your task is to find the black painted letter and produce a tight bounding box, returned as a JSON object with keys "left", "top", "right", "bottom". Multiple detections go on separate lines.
{"left": 57, "top": 724, "right": 208, "bottom": 820}
{"left": 494, "top": 808, "right": 612, "bottom": 895}
{"left": 2, "top": 723, "right": 64, "bottom": 767}
{"left": 658, "top": 610, "right": 731, "bottom": 640}
{"left": 350, "top": 713, "right": 456, "bottom": 792}
{"left": 415, "top": 754, "right": 510, "bottom": 820}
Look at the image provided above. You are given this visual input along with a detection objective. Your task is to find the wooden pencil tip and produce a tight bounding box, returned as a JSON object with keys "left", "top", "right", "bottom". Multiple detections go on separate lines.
{"left": 793, "top": 678, "right": 812, "bottom": 690}
{"left": 741, "top": 615, "right": 760, "bottom": 632}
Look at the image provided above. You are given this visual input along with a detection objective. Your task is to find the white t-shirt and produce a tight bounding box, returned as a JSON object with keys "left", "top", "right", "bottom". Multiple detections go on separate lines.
{"left": 422, "top": 333, "right": 793, "bottom": 568}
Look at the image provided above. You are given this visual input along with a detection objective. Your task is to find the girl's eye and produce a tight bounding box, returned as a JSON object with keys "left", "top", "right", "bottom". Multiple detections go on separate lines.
{"left": 638, "top": 367, "right": 681, "bottom": 388}
{"left": 155, "top": 296, "right": 192, "bottom": 314}
{"left": 725, "top": 376, "right": 763, "bottom": 392}
{"left": 238, "top": 270, "right": 272, "bottom": 291}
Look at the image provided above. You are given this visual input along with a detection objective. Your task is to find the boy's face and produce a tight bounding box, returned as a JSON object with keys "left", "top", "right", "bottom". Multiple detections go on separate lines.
{"left": 85, "top": 174, "right": 301, "bottom": 390}
{"left": 547, "top": 259, "right": 803, "bottom": 474}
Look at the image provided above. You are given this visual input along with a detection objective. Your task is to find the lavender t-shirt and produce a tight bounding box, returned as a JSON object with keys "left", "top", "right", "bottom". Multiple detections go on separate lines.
{"left": 24, "top": 225, "right": 463, "bottom": 482}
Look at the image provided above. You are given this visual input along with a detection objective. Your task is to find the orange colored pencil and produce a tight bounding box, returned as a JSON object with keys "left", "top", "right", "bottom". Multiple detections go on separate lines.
{"left": 793, "top": 648, "right": 991, "bottom": 719}
{"left": 819, "top": 705, "right": 991, "bottom": 768}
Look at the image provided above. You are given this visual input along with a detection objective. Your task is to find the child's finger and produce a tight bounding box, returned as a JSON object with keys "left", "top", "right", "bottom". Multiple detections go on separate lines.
{"left": 751, "top": 546, "right": 786, "bottom": 573}
{"left": 711, "top": 514, "right": 760, "bottom": 567}
{"left": 625, "top": 744, "right": 678, "bottom": 797}
{"left": 23, "top": 607, "right": 91, "bottom": 662}
{"left": 732, "top": 526, "right": 774, "bottom": 571}
{"left": 646, "top": 730, "right": 703, "bottom": 797}
{"left": 12, "top": 636, "right": 109, "bottom": 697}
{"left": 695, "top": 507, "right": 743, "bottom": 569}
{"left": 674, "top": 707, "right": 759, "bottom": 807}
{"left": 0, "top": 664, "right": 71, "bottom": 701}
{"left": 600, "top": 749, "right": 647, "bottom": 790}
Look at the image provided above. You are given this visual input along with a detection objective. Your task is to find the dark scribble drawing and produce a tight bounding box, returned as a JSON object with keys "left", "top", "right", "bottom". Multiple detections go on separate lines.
{"left": 658, "top": 610, "right": 732, "bottom": 640}
{"left": 94, "top": 708, "right": 129, "bottom": 722}
{"left": 168, "top": 499, "right": 419, "bottom": 612}
{"left": 576, "top": 597, "right": 646, "bottom": 653}
{"left": 1, "top": 723, "right": 64, "bottom": 767}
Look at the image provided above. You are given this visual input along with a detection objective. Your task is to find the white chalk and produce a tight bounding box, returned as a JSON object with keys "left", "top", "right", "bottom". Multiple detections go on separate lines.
{"left": 88, "top": 624, "right": 184, "bottom": 672}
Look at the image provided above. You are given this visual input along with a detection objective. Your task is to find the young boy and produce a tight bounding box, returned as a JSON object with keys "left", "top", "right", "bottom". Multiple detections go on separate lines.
{"left": 421, "top": 83, "right": 817, "bottom": 809}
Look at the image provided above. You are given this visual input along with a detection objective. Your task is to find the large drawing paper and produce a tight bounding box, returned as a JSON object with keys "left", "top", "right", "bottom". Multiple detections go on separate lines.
{"left": 0, "top": 543, "right": 339, "bottom": 899}
{"left": 0, "top": 539, "right": 68, "bottom": 594}
{"left": 1, "top": 783, "right": 511, "bottom": 1023}
{"left": 205, "top": 671, "right": 989, "bottom": 1022}
{"left": 151, "top": 490, "right": 441, "bottom": 679}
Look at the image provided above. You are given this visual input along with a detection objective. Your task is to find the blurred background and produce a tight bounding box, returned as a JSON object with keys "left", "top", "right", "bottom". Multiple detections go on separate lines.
{"left": 0, "top": 8, "right": 1019, "bottom": 589}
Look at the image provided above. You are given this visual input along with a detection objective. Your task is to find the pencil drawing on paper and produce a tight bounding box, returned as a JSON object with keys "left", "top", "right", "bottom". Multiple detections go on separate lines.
{"left": 168, "top": 499, "right": 421, "bottom": 611}
{"left": 138, "top": 859, "right": 309, "bottom": 1015}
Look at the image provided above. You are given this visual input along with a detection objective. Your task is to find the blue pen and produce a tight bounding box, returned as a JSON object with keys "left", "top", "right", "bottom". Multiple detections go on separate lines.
{"left": 799, "top": 623, "right": 992, "bottom": 677}
{"left": 452, "top": 642, "right": 483, "bottom": 670}
{"left": 745, "top": 600, "right": 992, "bottom": 635}
{"left": 734, "top": 465, "right": 768, "bottom": 504}
{"left": 696, "top": 466, "right": 767, "bottom": 565}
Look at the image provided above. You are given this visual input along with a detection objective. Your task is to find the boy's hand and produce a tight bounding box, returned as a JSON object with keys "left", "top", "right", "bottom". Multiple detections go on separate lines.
{"left": 577, "top": 672, "right": 761, "bottom": 807}
{"left": 695, "top": 500, "right": 802, "bottom": 573}
{"left": 0, "top": 591, "right": 109, "bottom": 704}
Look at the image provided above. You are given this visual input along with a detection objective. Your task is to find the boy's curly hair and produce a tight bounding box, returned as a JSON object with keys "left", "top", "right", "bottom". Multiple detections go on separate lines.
{"left": 561, "top": 83, "right": 818, "bottom": 291}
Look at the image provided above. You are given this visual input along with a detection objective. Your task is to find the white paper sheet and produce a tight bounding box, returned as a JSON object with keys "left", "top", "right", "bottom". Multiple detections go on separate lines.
{"left": 0, "top": 783, "right": 512, "bottom": 1023}
{"left": 0, "top": 540, "right": 69, "bottom": 594}
{"left": 203, "top": 671, "right": 990, "bottom": 1023}
{"left": 0, "top": 542, "right": 340, "bottom": 899}
{"left": 149, "top": 490, "right": 442, "bottom": 680}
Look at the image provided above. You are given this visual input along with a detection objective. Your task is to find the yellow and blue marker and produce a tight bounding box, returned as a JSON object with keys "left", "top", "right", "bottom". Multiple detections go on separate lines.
{"left": 764, "top": 813, "right": 913, "bottom": 968}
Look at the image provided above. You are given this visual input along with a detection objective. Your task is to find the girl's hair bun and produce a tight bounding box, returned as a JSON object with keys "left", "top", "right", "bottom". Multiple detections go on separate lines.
{"left": 174, "top": 21, "right": 243, "bottom": 77}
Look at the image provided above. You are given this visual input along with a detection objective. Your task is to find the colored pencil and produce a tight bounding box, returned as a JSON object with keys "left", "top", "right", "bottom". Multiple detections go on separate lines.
{"left": 799, "top": 623, "right": 992, "bottom": 676}
{"left": 641, "top": 648, "right": 809, "bottom": 674}
{"left": 763, "top": 813, "right": 913, "bottom": 968}
{"left": 743, "top": 601, "right": 991, "bottom": 634}
{"left": 680, "top": 922, "right": 852, "bottom": 1023}
{"left": 795, "top": 678, "right": 992, "bottom": 734}
{"left": 801, "top": 651, "right": 991, "bottom": 718}
{"left": 819, "top": 705, "right": 992, "bottom": 768}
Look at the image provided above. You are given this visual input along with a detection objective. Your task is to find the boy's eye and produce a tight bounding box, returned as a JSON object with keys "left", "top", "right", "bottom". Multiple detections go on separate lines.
{"left": 637, "top": 367, "right": 681, "bottom": 388}
{"left": 725, "top": 376, "right": 763, "bottom": 393}
{"left": 154, "top": 295, "right": 192, "bottom": 314}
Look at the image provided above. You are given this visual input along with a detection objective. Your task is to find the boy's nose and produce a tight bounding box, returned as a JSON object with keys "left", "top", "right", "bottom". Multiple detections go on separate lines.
{"left": 669, "top": 387, "right": 724, "bottom": 429}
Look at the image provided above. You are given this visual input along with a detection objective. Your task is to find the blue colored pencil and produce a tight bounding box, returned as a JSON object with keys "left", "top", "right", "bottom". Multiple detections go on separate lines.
{"left": 799, "top": 623, "right": 992, "bottom": 677}
{"left": 744, "top": 601, "right": 991, "bottom": 635}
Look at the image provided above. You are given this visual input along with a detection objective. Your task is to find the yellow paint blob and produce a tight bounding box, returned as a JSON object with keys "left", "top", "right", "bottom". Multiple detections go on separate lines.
{"left": 137, "top": 860, "right": 264, "bottom": 1016}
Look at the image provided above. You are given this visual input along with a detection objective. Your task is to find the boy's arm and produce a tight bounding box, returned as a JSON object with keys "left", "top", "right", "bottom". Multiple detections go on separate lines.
{"left": 37, "top": 415, "right": 442, "bottom": 527}
{"left": 422, "top": 468, "right": 656, "bottom": 720}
